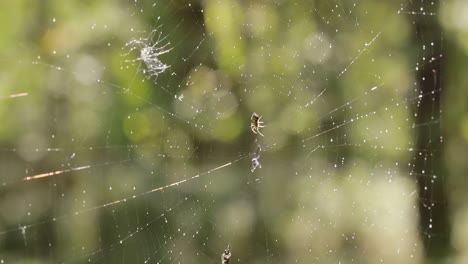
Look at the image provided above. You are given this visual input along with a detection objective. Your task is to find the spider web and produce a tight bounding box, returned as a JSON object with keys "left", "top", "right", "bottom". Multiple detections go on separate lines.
{"left": 0, "top": 0, "right": 451, "bottom": 263}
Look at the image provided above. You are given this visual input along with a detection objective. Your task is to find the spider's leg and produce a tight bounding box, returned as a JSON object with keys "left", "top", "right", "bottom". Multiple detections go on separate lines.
{"left": 251, "top": 126, "right": 257, "bottom": 134}
{"left": 257, "top": 130, "right": 264, "bottom": 137}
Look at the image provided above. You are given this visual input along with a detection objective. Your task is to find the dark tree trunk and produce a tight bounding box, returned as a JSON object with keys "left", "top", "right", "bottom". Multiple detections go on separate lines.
{"left": 411, "top": 0, "right": 452, "bottom": 259}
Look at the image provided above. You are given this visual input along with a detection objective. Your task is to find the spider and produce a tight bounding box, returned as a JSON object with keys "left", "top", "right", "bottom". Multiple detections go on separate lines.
{"left": 250, "top": 112, "right": 265, "bottom": 136}
{"left": 221, "top": 245, "right": 231, "bottom": 264}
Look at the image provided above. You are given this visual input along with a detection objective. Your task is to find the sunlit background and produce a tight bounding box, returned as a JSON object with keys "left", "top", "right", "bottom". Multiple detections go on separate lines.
{"left": 0, "top": 0, "right": 466, "bottom": 263}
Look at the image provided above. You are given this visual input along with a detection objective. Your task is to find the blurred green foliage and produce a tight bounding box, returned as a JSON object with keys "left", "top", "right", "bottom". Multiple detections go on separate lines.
{"left": 0, "top": 0, "right": 465, "bottom": 263}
